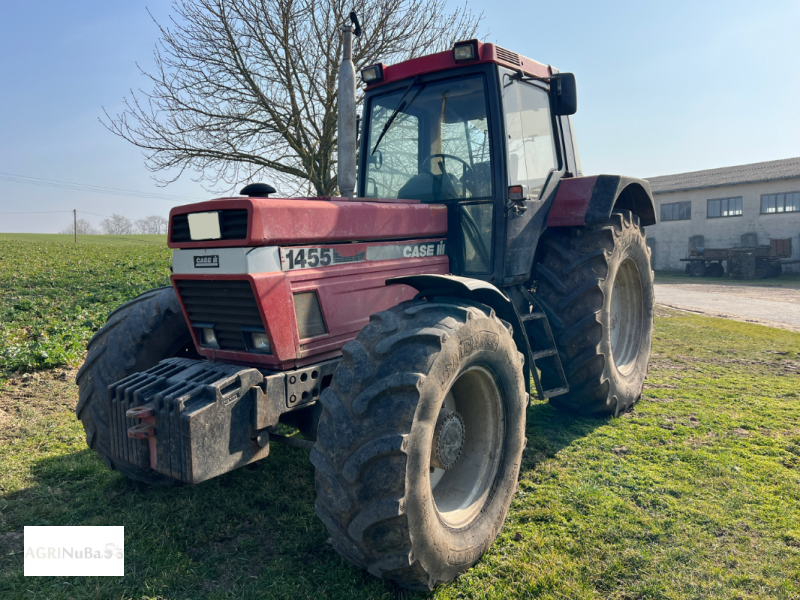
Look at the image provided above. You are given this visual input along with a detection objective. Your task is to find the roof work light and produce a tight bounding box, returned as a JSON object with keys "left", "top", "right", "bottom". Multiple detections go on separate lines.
{"left": 360, "top": 64, "right": 383, "bottom": 83}
{"left": 453, "top": 40, "right": 479, "bottom": 62}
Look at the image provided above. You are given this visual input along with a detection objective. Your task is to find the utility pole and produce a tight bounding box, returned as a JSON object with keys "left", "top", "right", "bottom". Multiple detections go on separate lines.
{"left": 74, "top": 209, "right": 77, "bottom": 245}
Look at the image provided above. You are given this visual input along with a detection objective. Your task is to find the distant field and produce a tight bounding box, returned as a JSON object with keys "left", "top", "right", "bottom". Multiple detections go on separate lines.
{"left": 0, "top": 238, "right": 170, "bottom": 378}
{"left": 0, "top": 233, "right": 166, "bottom": 246}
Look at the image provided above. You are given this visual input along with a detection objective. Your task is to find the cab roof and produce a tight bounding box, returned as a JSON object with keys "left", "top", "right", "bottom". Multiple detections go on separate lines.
{"left": 364, "top": 41, "right": 552, "bottom": 89}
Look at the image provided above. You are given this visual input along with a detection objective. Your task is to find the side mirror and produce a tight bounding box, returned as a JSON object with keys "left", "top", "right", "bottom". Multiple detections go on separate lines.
{"left": 550, "top": 73, "right": 577, "bottom": 116}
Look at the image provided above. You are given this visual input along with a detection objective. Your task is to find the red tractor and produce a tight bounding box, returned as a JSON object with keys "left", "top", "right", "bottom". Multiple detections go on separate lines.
{"left": 77, "top": 25, "right": 656, "bottom": 590}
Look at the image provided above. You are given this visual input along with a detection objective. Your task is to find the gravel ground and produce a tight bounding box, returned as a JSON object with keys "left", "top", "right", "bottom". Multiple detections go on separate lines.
{"left": 654, "top": 282, "right": 800, "bottom": 332}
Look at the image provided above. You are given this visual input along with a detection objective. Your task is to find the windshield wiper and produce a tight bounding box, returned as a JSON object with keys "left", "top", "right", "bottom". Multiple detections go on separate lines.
{"left": 371, "top": 76, "right": 425, "bottom": 155}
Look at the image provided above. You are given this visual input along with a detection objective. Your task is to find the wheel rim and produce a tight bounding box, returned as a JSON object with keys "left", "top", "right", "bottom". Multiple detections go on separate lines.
{"left": 430, "top": 365, "right": 504, "bottom": 528}
{"left": 609, "top": 258, "right": 645, "bottom": 375}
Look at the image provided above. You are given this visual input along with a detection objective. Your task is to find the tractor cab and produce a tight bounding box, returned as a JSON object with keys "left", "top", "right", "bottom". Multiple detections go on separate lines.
{"left": 358, "top": 40, "right": 581, "bottom": 283}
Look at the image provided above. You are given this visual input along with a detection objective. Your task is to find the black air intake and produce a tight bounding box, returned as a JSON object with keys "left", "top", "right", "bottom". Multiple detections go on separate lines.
{"left": 170, "top": 209, "right": 249, "bottom": 242}
{"left": 174, "top": 279, "right": 265, "bottom": 351}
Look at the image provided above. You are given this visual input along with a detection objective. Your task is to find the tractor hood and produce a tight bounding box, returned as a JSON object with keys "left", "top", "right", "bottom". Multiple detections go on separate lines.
{"left": 167, "top": 196, "right": 447, "bottom": 249}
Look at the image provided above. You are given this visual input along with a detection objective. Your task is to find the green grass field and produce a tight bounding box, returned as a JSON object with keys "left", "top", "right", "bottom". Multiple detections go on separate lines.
{"left": 1, "top": 239, "right": 799, "bottom": 599}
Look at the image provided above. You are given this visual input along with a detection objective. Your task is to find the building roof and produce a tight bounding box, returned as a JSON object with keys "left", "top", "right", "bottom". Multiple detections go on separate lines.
{"left": 646, "top": 157, "right": 800, "bottom": 194}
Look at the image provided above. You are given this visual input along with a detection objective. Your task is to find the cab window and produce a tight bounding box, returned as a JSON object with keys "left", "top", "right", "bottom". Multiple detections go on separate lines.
{"left": 502, "top": 78, "right": 558, "bottom": 199}
{"left": 363, "top": 75, "right": 493, "bottom": 202}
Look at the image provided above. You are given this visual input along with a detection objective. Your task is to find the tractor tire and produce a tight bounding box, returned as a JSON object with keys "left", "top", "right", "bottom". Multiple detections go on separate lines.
{"left": 706, "top": 262, "right": 725, "bottom": 278}
{"left": 534, "top": 210, "right": 655, "bottom": 415}
{"left": 312, "top": 299, "right": 527, "bottom": 590}
{"left": 688, "top": 261, "right": 706, "bottom": 277}
{"left": 755, "top": 260, "right": 769, "bottom": 279}
{"left": 75, "top": 286, "right": 197, "bottom": 486}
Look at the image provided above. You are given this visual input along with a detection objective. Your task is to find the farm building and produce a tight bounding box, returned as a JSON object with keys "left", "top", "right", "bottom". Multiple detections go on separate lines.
{"left": 644, "top": 157, "right": 800, "bottom": 271}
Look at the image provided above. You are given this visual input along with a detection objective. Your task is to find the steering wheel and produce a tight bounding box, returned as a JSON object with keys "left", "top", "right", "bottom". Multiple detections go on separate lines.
{"left": 419, "top": 154, "right": 490, "bottom": 268}
{"left": 420, "top": 153, "right": 475, "bottom": 199}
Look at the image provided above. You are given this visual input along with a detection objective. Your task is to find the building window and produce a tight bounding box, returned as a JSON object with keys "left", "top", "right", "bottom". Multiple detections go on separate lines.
{"left": 761, "top": 192, "right": 800, "bottom": 214}
{"left": 660, "top": 201, "right": 691, "bottom": 221}
{"left": 707, "top": 197, "right": 742, "bottom": 218}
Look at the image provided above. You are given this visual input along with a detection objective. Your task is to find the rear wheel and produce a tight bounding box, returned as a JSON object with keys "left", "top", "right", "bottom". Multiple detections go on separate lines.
{"left": 75, "top": 287, "right": 196, "bottom": 485}
{"left": 312, "top": 299, "right": 526, "bottom": 590}
{"left": 706, "top": 262, "right": 724, "bottom": 277}
{"left": 534, "top": 210, "right": 655, "bottom": 415}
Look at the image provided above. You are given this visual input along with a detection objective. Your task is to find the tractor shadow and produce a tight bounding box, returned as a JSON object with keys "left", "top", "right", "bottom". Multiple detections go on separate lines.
{"left": 522, "top": 401, "right": 608, "bottom": 473}
{"left": 2, "top": 443, "right": 393, "bottom": 598}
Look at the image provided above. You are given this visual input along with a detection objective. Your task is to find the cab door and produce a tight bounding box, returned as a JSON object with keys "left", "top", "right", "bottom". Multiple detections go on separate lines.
{"left": 499, "top": 71, "right": 565, "bottom": 283}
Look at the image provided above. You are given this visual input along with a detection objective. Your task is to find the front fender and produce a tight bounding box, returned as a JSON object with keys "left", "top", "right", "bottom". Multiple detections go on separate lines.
{"left": 386, "top": 274, "right": 535, "bottom": 399}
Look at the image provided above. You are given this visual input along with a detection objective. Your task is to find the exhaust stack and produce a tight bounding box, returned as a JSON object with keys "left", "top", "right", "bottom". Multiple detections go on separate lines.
{"left": 337, "top": 21, "right": 357, "bottom": 198}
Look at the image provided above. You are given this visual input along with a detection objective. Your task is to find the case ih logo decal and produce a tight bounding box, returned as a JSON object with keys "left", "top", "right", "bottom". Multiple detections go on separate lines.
{"left": 194, "top": 255, "right": 220, "bottom": 268}
{"left": 280, "top": 241, "right": 446, "bottom": 272}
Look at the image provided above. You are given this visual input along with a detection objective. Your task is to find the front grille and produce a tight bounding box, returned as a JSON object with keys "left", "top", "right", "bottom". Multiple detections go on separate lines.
{"left": 496, "top": 46, "right": 520, "bottom": 66}
{"left": 175, "top": 279, "right": 265, "bottom": 352}
{"left": 170, "top": 209, "right": 249, "bottom": 242}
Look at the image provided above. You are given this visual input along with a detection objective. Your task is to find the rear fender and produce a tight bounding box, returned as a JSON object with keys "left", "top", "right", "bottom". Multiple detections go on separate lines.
{"left": 546, "top": 175, "right": 657, "bottom": 227}
{"left": 387, "top": 274, "right": 534, "bottom": 399}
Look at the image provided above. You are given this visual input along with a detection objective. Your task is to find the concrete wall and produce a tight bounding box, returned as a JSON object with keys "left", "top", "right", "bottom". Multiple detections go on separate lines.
{"left": 645, "top": 178, "right": 800, "bottom": 271}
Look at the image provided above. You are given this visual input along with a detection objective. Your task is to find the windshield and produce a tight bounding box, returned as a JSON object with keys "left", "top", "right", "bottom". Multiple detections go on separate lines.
{"left": 362, "top": 75, "right": 493, "bottom": 202}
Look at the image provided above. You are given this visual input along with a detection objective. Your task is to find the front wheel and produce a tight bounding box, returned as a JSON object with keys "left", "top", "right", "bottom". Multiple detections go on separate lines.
{"left": 312, "top": 299, "right": 527, "bottom": 590}
{"left": 535, "top": 210, "right": 655, "bottom": 415}
{"left": 75, "top": 287, "right": 196, "bottom": 485}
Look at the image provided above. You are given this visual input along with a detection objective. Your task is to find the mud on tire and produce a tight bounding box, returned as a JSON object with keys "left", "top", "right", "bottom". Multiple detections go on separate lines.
{"left": 75, "top": 287, "right": 196, "bottom": 485}
{"left": 534, "top": 209, "right": 655, "bottom": 415}
{"left": 312, "top": 298, "right": 527, "bottom": 590}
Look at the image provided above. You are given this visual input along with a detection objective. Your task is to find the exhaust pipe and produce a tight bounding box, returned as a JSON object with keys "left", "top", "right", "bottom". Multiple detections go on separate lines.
{"left": 337, "top": 18, "right": 358, "bottom": 198}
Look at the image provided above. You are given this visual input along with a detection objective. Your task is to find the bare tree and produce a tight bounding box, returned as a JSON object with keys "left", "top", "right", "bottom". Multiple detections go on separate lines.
{"left": 135, "top": 215, "right": 169, "bottom": 234}
{"left": 103, "top": 0, "right": 482, "bottom": 196}
{"left": 100, "top": 214, "right": 134, "bottom": 235}
{"left": 60, "top": 219, "right": 98, "bottom": 235}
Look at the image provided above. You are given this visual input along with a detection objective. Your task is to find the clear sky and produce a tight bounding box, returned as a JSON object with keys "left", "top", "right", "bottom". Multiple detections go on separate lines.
{"left": 1, "top": 0, "right": 798, "bottom": 233}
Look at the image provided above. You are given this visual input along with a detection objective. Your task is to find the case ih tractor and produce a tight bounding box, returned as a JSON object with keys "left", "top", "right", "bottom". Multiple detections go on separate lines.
{"left": 76, "top": 24, "right": 656, "bottom": 590}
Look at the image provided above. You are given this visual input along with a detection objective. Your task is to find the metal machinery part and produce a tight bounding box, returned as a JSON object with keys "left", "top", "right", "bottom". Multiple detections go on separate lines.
{"left": 431, "top": 366, "right": 504, "bottom": 528}
{"left": 609, "top": 258, "right": 645, "bottom": 375}
{"left": 112, "top": 357, "right": 338, "bottom": 484}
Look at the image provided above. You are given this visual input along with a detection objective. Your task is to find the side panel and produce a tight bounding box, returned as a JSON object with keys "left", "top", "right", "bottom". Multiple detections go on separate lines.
{"left": 171, "top": 239, "right": 448, "bottom": 370}
{"left": 287, "top": 254, "right": 448, "bottom": 360}
{"left": 546, "top": 175, "right": 657, "bottom": 227}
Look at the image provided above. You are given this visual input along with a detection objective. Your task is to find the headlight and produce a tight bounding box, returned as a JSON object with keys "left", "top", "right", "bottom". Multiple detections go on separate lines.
{"left": 250, "top": 331, "right": 271, "bottom": 352}
{"left": 198, "top": 326, "right": 219, "bottom": 348}
{"left": 243, "top": 327, "right": 271, "bottom": 353}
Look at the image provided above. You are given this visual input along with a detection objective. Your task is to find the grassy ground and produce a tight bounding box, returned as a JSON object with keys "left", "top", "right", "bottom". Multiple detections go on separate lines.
{"left": 655, "top": 270, "right": 800, "bottom": 288}
{"left": 0, "top": 233, "right": 167, "bottom": 246}
{"left": 1, "top": 239, "right": 799, "bottom": 599}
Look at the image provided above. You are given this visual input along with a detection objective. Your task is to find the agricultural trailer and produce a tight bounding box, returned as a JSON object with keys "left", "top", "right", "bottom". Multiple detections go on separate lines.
{"left": 683, "top": 238, "right": 792, "bottom": 278}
